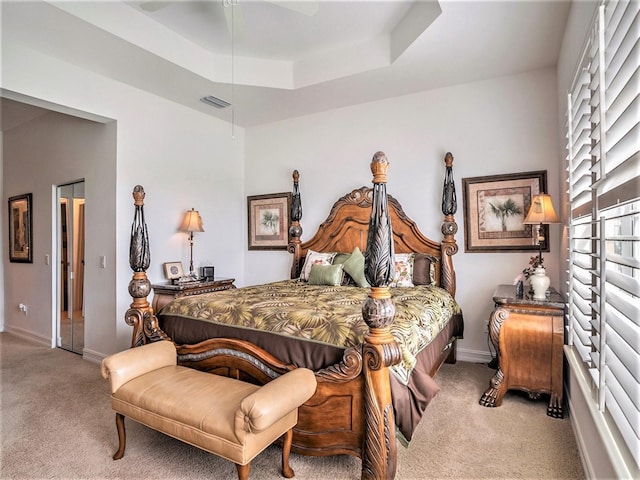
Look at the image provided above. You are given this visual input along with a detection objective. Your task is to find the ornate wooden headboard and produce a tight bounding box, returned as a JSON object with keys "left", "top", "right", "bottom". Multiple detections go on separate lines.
{"left": 287, "top": 152, "right": 458, "bottom": 297}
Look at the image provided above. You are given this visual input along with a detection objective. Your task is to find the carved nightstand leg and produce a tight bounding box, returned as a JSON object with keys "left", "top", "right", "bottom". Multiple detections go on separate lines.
{"left": 480, "top": 307, "right": 508, "bottom": 408}
{"left": 480, "top": 368, "right": 505, "bottom": 407}
{"left": 547, "top": 393, "right": 564, "bottom": 418}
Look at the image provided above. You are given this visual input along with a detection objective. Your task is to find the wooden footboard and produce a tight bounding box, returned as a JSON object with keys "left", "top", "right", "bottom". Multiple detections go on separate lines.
{"left": 126, "top": 315, "right": 459, "bottom": 459}
{"left": 175, "top": 337, "right": 366, "bottom": 457}
{"left": 297, "top": 359, "right": 365, "bottom": 457}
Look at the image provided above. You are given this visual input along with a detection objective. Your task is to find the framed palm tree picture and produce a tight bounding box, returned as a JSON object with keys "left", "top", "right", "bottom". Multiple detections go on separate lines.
{"left": 247, "top": 192, "right": 292, "bottom": 250}
{"left": 462, "top": 171, "right": 548, "bottom": 253}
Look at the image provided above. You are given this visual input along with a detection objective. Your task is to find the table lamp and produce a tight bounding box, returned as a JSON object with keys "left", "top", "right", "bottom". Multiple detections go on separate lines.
{"left": 523, "top": 193, "right": 560, "bottom": 300}
{"left": 179, "top": 208, "right": 204, "bottom": 277}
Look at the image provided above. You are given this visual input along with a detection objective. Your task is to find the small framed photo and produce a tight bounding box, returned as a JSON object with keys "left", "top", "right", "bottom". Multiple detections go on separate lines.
{"left": 163, "top": 261, "right": 185, "bottom": 280}
{"left": 8, "top": 193, "right": 33, "bottom": 263}
{"left": 247, "top": 192, "right": 292, "bottom": 250}
{"left": 462, "top": 171, "right": 548, "bottom": 253}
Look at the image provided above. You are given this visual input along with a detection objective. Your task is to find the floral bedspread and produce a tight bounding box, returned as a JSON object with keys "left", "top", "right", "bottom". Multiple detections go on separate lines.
{"left": 161, "top": 280, "right": 462, "bottom": 384}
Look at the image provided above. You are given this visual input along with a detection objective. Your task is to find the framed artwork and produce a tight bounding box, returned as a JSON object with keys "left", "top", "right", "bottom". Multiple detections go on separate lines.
{"left": 163, "top": 261, "right": 185, "bottom": 280}
{"left": 247, "top": 192, "right": 292, "bottom": 250}
{"left": 8, "top": 193, "right": 33, "bottom": 263}
{"left": 462, "top": 171, "right": 548, "bottom": 253}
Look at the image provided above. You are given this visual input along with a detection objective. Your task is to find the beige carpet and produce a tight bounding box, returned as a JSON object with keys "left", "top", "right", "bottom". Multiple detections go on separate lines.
{"left": 0, "top": 332, "right": 584, "bottom": 479}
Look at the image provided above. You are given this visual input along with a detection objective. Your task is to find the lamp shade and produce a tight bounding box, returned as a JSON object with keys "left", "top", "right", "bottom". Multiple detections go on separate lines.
{"left": 179, "top": 208, "right": 204, "bottom": 233}
{"left": 523, "top": 194, "right": 560, "bottom": 225}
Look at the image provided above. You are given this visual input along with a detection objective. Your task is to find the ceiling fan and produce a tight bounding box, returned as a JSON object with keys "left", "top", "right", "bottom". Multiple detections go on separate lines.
{"left": 138, "top": 0, "right": 319, "bottom": 41}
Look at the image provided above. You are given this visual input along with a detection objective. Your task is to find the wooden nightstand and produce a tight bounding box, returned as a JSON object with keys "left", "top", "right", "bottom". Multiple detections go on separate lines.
{"left": 151, "top": 277, "right": 235, "bottom": 312}
{"left": 479, "top": 284, "right": 566, "bottom": 418}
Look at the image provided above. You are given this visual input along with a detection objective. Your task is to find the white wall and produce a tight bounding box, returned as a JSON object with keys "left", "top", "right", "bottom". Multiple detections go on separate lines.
{"left": 3, "top": 112, "right": 116, "bottom": 354}
{"left": 245, "top": 67, "right": 563, "bottom": 361}
{"left": 2, "top": 43, "right": 245, "bottom": 356}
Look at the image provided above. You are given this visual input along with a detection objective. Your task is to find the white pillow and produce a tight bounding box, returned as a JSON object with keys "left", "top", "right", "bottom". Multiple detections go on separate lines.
{"left": 389, "top": 253, "right": 415, "bottom": 287}
{"left": 300, "top": 250, "right": 337, "bottom": 281}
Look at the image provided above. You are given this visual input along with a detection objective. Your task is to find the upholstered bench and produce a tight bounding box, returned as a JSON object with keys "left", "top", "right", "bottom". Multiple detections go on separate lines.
{"left": 101, "top": 340, "right": 317, "bottom": 480}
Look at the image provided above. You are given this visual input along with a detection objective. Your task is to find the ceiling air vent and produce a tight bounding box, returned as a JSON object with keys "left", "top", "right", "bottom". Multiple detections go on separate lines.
{"left": 200, "top": 96, "right": 231, "bottom": 109}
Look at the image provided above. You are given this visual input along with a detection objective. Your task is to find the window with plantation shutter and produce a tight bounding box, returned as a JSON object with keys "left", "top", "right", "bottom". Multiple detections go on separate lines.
{"left": 566, "top": 0, "right": 639, "bottom": 470}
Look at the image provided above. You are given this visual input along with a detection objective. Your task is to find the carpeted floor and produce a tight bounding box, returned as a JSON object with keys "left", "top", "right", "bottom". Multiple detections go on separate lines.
{"left": 0, "top": 332, "right": 584, "bottom": 479}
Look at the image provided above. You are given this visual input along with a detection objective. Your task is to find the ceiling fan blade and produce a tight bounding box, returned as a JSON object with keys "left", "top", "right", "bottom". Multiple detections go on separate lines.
{"left": 266, "top": 0, "right": 319, "bottom": 16}
{"left": 223, "top": 2, "right": 245, "bottom": 42}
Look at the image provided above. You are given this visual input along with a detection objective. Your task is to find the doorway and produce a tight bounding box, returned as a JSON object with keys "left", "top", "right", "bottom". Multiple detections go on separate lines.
{"left": 57, "top": 181, "right": 85, "bottom": 354}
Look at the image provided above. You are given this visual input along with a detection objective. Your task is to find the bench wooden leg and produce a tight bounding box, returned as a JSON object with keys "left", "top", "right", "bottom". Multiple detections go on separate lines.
{"left": 112, "top": 413, "right": 127, "bottom": 460}
{"left": 235, "top": 463, "right": 250, "bottom": 480}
{"left": 235, "top": 429, "right": 294, "bottom": 480}
{"left": 281, "top": 429, "right": 294, "bottom": 478}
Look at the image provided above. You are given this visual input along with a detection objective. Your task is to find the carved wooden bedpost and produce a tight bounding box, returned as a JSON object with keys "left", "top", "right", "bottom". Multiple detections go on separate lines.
{"left": 361, "top": 152, "right": 402, "bottom": 480}
{"left": 288, "top": 170, "right": 303, "bottom": 279}
{"left": 124, "top": 185, "right": 168, "bottom": 347}
{"left": 440, "top": 152, "right": 458, "bottom": 298}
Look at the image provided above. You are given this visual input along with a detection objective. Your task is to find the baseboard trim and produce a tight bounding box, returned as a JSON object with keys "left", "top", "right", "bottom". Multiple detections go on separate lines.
{"left": 457, "top": 347, "right": 493, "bottom": 364}
{"left": 82, "top": 348, "right": 104, "bottom": 365}
{"left": 5, "top": 326, "right": 52, "bottom": 348}
{"left": 4, "top": 327, "right": 105, "bottom": 364}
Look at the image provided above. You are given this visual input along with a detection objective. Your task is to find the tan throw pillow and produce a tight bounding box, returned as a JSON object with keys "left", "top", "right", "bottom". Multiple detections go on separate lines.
{"left": 389, "top": 253, "right": 415, "bottom": 287}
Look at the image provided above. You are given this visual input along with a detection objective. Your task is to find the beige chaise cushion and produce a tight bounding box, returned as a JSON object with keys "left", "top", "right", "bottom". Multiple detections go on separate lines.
{"left": 101, "top": 339, "right": 177, "bottom": 393}
{"left": 101, "top": 341, "right": 316, "bottom": 466}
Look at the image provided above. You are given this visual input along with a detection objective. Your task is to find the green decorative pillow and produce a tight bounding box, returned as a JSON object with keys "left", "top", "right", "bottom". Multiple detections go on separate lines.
{"left": 308, "top": 264, "right": 345, "bottom": 286}
{"left": 332, "top": 252, "right": 354, "bottom": 285}
{"left": 300, "top": 250, "right": 337, "bottom": 281}
{"left": 332, "top": 253, "right": 351, "bottom": 265}
{"left": 342, "top": 247, "right": 370, "bottom": 288}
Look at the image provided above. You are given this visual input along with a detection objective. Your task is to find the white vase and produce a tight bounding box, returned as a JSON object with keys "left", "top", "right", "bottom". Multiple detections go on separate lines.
{"left": 529, "top": 266, "right": 550, "bottom": 301}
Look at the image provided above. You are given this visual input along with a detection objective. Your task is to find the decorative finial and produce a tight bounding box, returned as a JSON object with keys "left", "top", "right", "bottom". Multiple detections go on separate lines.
{"left": 444, "top": 152, "right": 454, "bottom": 167}
{"left": 370, "top": 151, "right": 389, "bottom": 184}
{"left": 132, "top": 185, "right": 145, "bottom": 206}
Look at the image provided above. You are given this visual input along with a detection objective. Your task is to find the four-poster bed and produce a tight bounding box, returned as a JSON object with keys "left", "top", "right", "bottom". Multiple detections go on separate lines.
{"left": 124, "top": 152, "right": 462, "bottom": 479}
